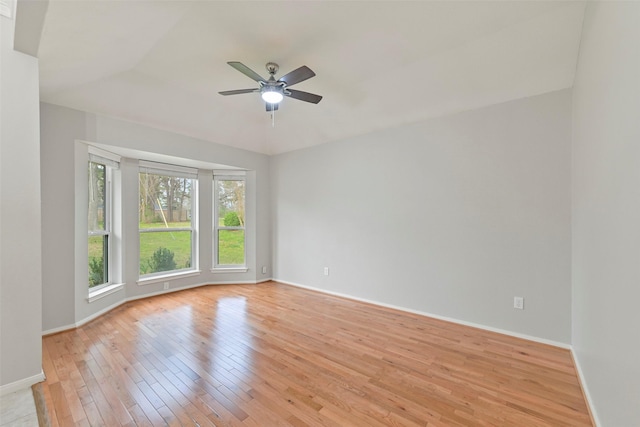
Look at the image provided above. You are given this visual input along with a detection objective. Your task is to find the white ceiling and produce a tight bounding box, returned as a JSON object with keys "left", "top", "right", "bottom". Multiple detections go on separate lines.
{"left": 35, "top": 1, "right": 585, "bottom": 155}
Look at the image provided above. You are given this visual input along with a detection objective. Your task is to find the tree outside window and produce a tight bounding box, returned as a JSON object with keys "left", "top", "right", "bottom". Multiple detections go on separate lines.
{"left": 215, "top": 177, "right": 245, "bottom": 266}
{"left": 88, "top": 161, "right": 109, "bottom": 287}
{"left": 139, "top": 169, "right": 196, "bottom": 276}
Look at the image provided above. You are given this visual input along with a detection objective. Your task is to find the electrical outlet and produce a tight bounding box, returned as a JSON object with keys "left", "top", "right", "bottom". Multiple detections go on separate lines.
{"left": 323, "top": 267, "right": 329, "bottom": 276}
{"left": 262, "top": 266, "right": 267, "bottom": 274}
{"left": 514, "top": 296, "right": 524, "bottom": 310}
{"left": 163, "top": 282, "right": 169, "bottom": 290}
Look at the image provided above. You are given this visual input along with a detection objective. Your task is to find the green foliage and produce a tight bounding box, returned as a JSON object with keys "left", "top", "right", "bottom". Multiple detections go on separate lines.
{"left": 138, "top": 228, "right": 191, "bottom": 276}
{"left": 88, "top": 162, "right": 106, "bottom": 231}
{"left": 218, "top": 230, "right": 245, "bottom": 265}
{"left": 223, "top": 211, "right": 241, "bottom": 227}
{"left": 146, "top": 247, "right": 177, "bottom": 274}
{"left": 89, "top": 257, "right": 104, "bottom": 287}
{"left": 141, "top": 208, "right": 164, "bottom": 224}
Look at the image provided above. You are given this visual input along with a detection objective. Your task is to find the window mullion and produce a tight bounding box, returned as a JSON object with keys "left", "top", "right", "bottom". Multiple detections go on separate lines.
{"left": 139, "top": 227, "right": 192, "bottom": 233}
{"left": 105, "top": 173, "right": 112, "bottom": 233}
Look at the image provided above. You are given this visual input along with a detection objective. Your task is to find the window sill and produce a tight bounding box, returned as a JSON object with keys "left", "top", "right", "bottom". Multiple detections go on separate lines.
{"left": 88, "top": 283, "right": 125, "bottom": 303}
{"left": 137, "top": 270, "right": 201, "bottom": 286}
{"left": 210, "top": 267, "right": 248, "bottom": 273}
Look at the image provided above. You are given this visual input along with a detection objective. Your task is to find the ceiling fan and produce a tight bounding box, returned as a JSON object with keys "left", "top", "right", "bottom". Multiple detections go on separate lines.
{"left": 219, "top": 61, "right": 322, "bottom": 112}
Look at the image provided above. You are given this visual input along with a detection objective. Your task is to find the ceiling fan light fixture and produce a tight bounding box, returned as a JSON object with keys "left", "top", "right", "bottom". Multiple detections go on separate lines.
{"left": 220, "top": 61, "right": 322, "bottom": 110}
{"left": 261, "top": 88, "right": 283, "bottom": 104}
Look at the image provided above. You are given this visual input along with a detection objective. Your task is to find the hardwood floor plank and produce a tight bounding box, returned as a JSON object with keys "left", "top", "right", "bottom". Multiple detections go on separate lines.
{"left": 94, "top": 376, "right": 136, "bottom": 425}
{"left": 83, "top": 378, "right": 123, "bottom": 426}
{"left": 126, "top": 404, "right": 153, "bottom": 427}
{"left": 82, "top": 401, "right": 104, "bottom": 427}
{"left": 156, "top": 405, "right": 182, "bottom": 427}
{"left": 40, "top": 282, "right": 592, "bottom": 426}
{"left": 59, "top": 379, "right": 87, "bottom": 424}
{"left": 149, "top": 382, "right": 209, "bottom": 427}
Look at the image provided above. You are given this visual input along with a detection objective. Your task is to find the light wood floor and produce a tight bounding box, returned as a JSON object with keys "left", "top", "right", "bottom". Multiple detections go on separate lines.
{"left": 40, "top": 282, "right": 592, "bottom": 426}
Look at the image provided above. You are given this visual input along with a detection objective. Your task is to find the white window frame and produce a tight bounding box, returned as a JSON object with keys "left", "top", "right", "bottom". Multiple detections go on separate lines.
{"left": 87, "top": 146, "right": 121, "bottom": 296}
{"left": 213, "top": 172, "right": 247, "bottom": 270}
{"left": 88, "top": 161, "right": 113, "bottom": 291}
{"left": 138, "top": 161, "right": 199, "bottom": 281}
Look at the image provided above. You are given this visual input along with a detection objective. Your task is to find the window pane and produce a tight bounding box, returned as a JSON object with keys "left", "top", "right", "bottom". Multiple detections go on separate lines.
{"left": 88, "top": 162, "right": 106, "bottom": 232}
{"left": 139, "top": 170, "right": 195, "bottom": 277}
{"left": 139, "top": 173, "right": 192, "bottom": 229}
{"left": 217, "top": 180, "right": 245, "bottom": 227}
{"left": 88, "top": 235, "right": 108, "bottom": 287}
{"left": 218, "top": 229, "right": 245, "bottom": 265}
{"left": 140, "top": 231, "right": 192, "bottom": 275}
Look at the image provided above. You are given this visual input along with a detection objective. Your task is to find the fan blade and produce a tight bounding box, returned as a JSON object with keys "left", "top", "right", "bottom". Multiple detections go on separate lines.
{"left": 266, "top": 102, "right": 279, "bottom": 112}
{"left": 219, "top": 88, "right": 259, "bottom": 96}
{"left": 286, "top": 89, "right": 323, "bottom": 104}
{"left": 278, "top": 66, "right": 315, "bottom": 87}
{"left": 227, "top": 61, "right": 266, "bottom": 83}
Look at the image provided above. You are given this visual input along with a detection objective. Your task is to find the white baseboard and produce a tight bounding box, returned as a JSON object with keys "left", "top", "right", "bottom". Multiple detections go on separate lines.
{"left": 571, "top": 349, "right": 601, "bottom": 426}
{"left": 42, "top": 279, "right": 273, "bottom": 336}
{"left": 274, "top": 278, "right": 571, "bottom": 350}
{"left": 42, "top": 298, "right": 128, "bottom": 336}
{"left": 44, "top": 277, "right": 570, "bottom": 350}
{"left": 206, "top": 279, "right": 265, "bottom": 285}
{"left": 42, "top": 323, "right": 80, "bottom": 336}
{"left": 78, "top": 298, "right": 129, "bottom": 328}
{"left": 0, "top": 370, "right": 45, "bottom": 396}
{"left": 126, "top": 281, "right": 214, "bottom": 303}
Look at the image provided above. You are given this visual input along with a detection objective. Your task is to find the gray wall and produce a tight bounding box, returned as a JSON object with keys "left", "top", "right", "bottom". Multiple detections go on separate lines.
{"left": 572, "top": 2, "right": 640, "bottom": 425}
{"left": 40, "top": 103, "right": 271, "bottom": 332}
{"left": 271, "top": 89, "right": 572, "bottom": 344}
{"left": 0, "top": 14, "right": 43, "bottom": 389}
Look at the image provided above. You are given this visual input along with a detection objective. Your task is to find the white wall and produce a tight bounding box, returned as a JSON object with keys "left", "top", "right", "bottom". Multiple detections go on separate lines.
{"left": 40, "top": 103, "right": 271, "bottom": 332}
{"left": 272, "top": 89, "right": 572, "bottom": 344}
{"left": 572, "top": 2, "right": 640, "bottom": 425}
{"left": 0, "top": 12, "right": 43, "bottom": 390}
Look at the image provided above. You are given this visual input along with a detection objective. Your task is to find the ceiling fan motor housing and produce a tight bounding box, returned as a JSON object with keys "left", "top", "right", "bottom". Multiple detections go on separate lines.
{"left": 265, "top": 62, "right": 279, "bottom": 75}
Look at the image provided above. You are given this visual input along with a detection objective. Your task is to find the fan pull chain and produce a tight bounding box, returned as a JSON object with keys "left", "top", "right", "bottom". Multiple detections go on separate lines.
{"left": 272, "top": 109, "right": 275, "bottom": 127}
